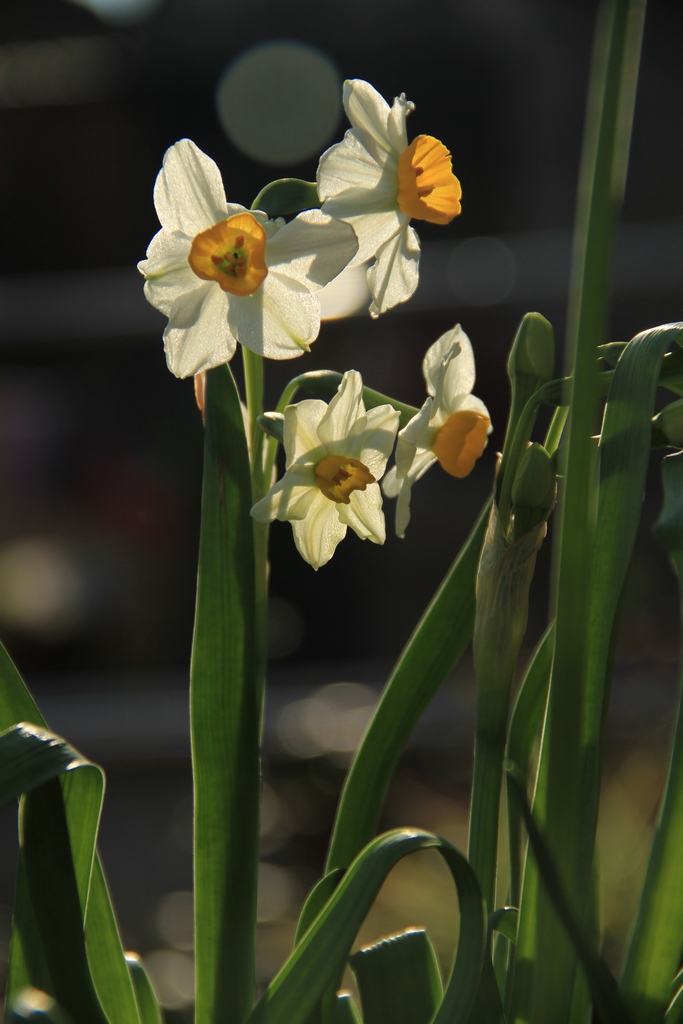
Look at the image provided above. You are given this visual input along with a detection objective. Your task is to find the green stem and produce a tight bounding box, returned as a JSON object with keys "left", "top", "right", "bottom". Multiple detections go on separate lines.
{"left": 511, "top": 1, "right": 647, "bottom": 1020}
{"left": 242, "top": 347, "right": 268, "bottom": 722}
{"left": 468, "top": 731, "right": 506, "bottom": 913}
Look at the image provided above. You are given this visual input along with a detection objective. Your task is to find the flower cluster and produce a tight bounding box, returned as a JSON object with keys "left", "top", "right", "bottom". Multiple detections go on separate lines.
{"left": 140, "top": 80, "right": 488, "bottom": 567}
{"left": 253, "top": 333, "right": 490, "bottom": 567}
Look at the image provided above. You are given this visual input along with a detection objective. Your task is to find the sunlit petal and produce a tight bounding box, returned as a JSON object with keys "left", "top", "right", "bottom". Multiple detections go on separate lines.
{"left": 163, "top": 282, "right": 236, "bottom": 378}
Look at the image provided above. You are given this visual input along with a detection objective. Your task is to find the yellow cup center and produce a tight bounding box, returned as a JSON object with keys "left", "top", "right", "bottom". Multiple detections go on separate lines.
{"left": 432, "top": 410, "right": 490, "bottom": 478}
{"left": 188, "top": 213, "right": 268, "bottom": 296}
{"left": 315, "top": 455, "right": 375, "bottom": 504}
{"left": 397, "top": 135, "right": 462, "bottom": 225}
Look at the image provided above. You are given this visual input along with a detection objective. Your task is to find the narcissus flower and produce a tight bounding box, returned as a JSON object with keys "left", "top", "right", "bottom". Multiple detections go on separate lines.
{"left": 139, "top": 139, "right": 358, "bottom": 377}
{"left": 251, "top": 370, "right": 399, "bottom": 569}
{"left": 383, "top": 325, "right": 491, "bottom": 537}
{"left": 317, "top": 79, "right": 461, "bottom": 317}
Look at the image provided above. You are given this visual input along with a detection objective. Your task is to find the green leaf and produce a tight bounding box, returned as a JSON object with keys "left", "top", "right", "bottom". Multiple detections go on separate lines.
{"left": 0, "top": 724, "right": 108, "bottom": 1024}
{"left": 505, "top": 624, "right": 554, "bottom": 908}
{"left": 507, "top": 772, "right": 634, "bottom": 1024}
{"left": 0, "top": 650, "right": 139, "bottom": 1024}
{"left": 618, "top": 450, "right": 683, "bottom": 1023}
{"left": 349, "top": 929, "right": 442, "bottom": 1024}
{"left": 0, "top": 724, "right": 84, "bottom": 807}
{"left": 326, "top": 499, "right": 490, "bottom": 871}
{"left": 295, "top": 870, "right": 346, "bottom": 946}
{"left": 191, "top": 364, "right": 260, "bottom": 1024}
{"left": 126, "top": 955, "right": 162, "bottom": 1024}
{"left": 21, "top": 777, "right": 109, "bottom": 1024}
{"left": 514, "top": 320, "right": 679, "bottom": 1023}
{"left": 251, "top": 179, "right": 320, "bottom": 217}
{"left": 248, "top": 830, "right": 486, "bottom": 1024}
{"left": 489, "top": 907, "right": 518, "bottom": 945}
{"left": 666, "top": 971, "right": 683, "bottom": 1024}
{"left": 332, "top": 994, "right": 361, "bottom": 1024}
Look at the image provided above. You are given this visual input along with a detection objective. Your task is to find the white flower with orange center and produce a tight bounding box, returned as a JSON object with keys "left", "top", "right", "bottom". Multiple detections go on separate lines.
{"left": 317, "top": 79, "right": 461, "bottom": 317}
{"left": 383, "top": 325, "right": 491, "bottom": 537}
{"left": 138, "top": 139, "right": 358, "bottom": 378}
{"left": 251, "top": 370, "right": 399, "bottom": 569}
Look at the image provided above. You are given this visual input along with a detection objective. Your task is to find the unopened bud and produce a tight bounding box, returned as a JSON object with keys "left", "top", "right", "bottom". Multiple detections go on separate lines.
{"left": 511, "top": 442, "right": 556, "bottom": 540}
{"left": 653, "top": 399, "right": 683, "bottom": 448}
{"left": 507, "top": 312, "right": 555, "bottom": 385}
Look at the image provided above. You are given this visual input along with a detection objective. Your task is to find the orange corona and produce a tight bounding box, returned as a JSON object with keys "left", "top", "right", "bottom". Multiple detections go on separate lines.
{"left": 432, "top": 410, "right": 490, "bottom": 478}
{"left": 315, "top": 455, "right": 375, "bottom": 504}
{"left": 188, "top": 213, "right": 268, "bottom": 295}
{"left": 397, "top": 135, "right": 462, "bottom": 225}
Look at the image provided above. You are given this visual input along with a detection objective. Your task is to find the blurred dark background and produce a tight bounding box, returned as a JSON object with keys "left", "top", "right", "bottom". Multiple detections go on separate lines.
{"left": 0, "top": 0, "right": 682, "bottom": 1014}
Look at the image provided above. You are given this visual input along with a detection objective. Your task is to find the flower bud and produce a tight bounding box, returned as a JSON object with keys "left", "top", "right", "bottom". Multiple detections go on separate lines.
{"left": 653, "top": 399, "right": 683, "bottom": 448}
{"left": 507, "top": 312, "right": 555, "bottom": 385}
{"left": 511, "top": 442, "right": 556, "bottom": 540}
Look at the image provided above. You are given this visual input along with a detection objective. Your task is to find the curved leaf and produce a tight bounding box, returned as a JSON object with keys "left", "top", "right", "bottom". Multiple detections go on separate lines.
{"left": 126, "top": 955, "right": 162, "bottom": 1024}
{"left": 248, "top": 829, "right": 487, "bottom": 1024}
{"left": 349, "top": 929, "right": 442, "bottom": 1024}
{"left": 0, "top": 724, "right": 108, "bottom": 1024}
{"left": 0, "top": 650, "right": 139, "bottom": 1024}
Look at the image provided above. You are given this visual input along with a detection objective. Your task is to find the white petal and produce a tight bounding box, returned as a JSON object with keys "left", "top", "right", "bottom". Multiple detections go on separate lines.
{"left": 386, "top": 92, "right": 412, "bottom": 153}
{"left": 393, "top": 449, "right": 437, "bottom": 539}
{"left": 250, "top": 468, "right": 316, "bottom": 523}
{"left": 382, "top": 464, "right": 400, "bottom": 497}
{"left": 422, "top": 325, "right": 470, "bottom": 397}
{"left": 163, "top": 282, "right": 236, "bottom": 378}
{"left": 290, "top": 493, "right": 347, "bottom": 569}
{"left": 320, "top": 208, "right": 401, "bottom": 273}
{"left": 317, "top": 370, "right": 364, "bottom": 450}
{"left": 359, "top": 405, "right": 400, "bottom": 477}
{"left": 138, "top": 227, "right": 191, "bottom": 282}
{"left": 227, "top": 273, "right": 321, "bottom": 360}
{"left": 143, "top": 263, "right": 197, "bottom": 317}
{"left": 400, "top": 398, "right": 437, "bottom": 450}
{"left": 338, "top": 485, "right": 385, "bottom": 544}
{"left": 284, "top": 400, "right": 327, "bottom": 468}
{"left": 441, "top": 330, "right": 477, "bottom": 401}
{"left": 447, "top": 393, "right": 493, "bottom": 429}
{"left": 154, "top": 139, "right": 227, "bottom": 236}
{"left": 367, "top": 223, "right": 420, "bottom": 316}
{"left": 343, "top": 80, "right": 398, "bottom": 157}
{"left": 265, "top": 210, "right": 358, "bottom": 289}
{"left": 317, "top": 129, "right": 397, "bottom": 204}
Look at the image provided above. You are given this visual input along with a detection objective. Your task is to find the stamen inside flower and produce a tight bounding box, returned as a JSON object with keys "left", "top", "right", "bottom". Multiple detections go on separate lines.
{"left": 396, "top": 135, "right": 462, "bottom": 225}
{"left": 315, "top": 455, "right": 375, "bottom": 504}
{"left": 188, "top": 213, "right": 268, "bottom": 295}
{"left": 432, "top": 411, "right": 490, "bottom": 478}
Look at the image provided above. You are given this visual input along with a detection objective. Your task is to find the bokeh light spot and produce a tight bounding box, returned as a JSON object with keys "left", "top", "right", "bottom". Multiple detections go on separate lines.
{"left": 143, "top": 949, "right": 195, "bottom": 1010}
{"left": 448, "top": 236, "right": 517, "bottom": 306}
{"left": 216, "top": 41, "right": 341, "bottom": 166}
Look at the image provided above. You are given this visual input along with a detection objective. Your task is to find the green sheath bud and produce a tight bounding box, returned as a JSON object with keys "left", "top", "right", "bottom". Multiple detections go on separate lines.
{"left": 258, "top": 411, "right": 285, "bottom": 444}
{"left": 507, "top": 312, "right": 555, "bottom": 384}
{"left": 653, "top": 399, "right": 683, "bottom": 448}
{"left": 511, "top": 442, "right": 556, "bottom": 540}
